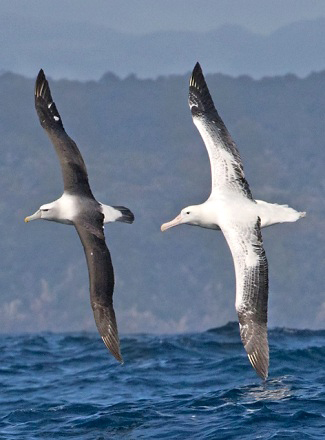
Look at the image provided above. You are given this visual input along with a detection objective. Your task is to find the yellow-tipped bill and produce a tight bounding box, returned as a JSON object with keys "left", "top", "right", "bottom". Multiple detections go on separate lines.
{"left": 24, "top": 209, "right": 41, "bottom": 223}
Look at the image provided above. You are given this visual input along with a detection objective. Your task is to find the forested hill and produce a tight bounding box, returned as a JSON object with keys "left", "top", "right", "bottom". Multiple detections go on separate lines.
{"left": 0, "top": 70, "right": 323, "bottom": 334}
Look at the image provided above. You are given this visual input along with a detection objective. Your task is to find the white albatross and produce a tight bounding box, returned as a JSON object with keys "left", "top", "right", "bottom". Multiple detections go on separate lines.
{"left": 161, "top": 62, "right": 306, "bottom": 379}
{"left": 25, "top": 70, "right": 134, "bottom": 362}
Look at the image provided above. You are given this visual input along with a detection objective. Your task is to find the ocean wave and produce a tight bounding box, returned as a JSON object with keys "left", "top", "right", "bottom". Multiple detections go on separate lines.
{"left": 0, "top": 326, "right": 324, "bottom": 439}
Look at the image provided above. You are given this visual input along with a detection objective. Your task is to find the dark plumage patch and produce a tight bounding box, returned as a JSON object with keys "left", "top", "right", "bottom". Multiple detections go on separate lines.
{"left": 113, "top": 206, "right": 135, "bottom": 223}
{"left": 189, "top": 62, "right": 216, "bottom": 115}
{"left": 35, "top": 69, "right": 64, "bottom": 131}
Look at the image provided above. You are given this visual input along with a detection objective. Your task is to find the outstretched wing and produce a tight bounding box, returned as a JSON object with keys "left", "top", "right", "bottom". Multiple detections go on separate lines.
{"left": 189, "top": 62, "right": 253, "bottom": 200}
{"left": 222, "top": 217, "right": 269, "bottom": 379}
{"left": 35, "top": 69, "right": 93, "bottom": 197}
{"left": 74, "top": 216, "right": 122, "bottom": 362}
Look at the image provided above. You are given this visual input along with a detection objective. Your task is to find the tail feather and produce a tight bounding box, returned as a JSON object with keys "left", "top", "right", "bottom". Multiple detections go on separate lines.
{"left": 101, "top": 204, "right": 135, "bottom": 224}
{"left": 112, "top": 206, "right": 135, "bottom": 224}
{"left": 256, "top": 200, "right": 306, "bottom": 228}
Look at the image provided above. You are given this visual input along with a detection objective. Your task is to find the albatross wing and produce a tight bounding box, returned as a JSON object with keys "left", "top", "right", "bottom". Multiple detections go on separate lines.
{"left": 75, "top": 219, "right": 122, "bottom": 363}
{"left": 35, "top": 69, "right": 93, "bottom": 197}
{"left": 223, "top": 217, "right": 269, "bottom": 379}
{"left": 189, "top": 62, "right": 253, "bottom": 200}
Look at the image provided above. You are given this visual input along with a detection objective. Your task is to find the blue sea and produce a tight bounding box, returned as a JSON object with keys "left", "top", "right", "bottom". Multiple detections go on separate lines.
{"left": 0, "top": 322, "right": 324, "bottom": 439}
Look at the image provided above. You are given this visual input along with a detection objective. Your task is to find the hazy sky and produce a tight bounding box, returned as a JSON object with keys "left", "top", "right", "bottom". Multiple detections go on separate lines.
{"left": 1, "top": 0, "right": 325, "bottom": 80}
{"left": 2, "top": 0, "right": 325, "bottom": 35}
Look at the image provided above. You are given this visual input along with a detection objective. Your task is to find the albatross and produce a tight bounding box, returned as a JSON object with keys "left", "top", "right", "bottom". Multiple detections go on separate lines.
{"left": 25, "top": 70, "right": 134, "bottom": 362}
{"left": 161, "top": 63, "right": 306, "bottom": 379}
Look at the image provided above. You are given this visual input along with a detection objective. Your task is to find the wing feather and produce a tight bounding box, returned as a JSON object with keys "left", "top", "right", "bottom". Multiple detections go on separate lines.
{"left": 222, "top": 217, "right": 269, "bottom": 379}
{"left": 34, "top": 69, "right": 93, "bottom": 197}
{"left": 74, "top": 218, "right": 122, "bottom": 362}
{"left": 189, "top": 63, "right": 253, "bottom": 199}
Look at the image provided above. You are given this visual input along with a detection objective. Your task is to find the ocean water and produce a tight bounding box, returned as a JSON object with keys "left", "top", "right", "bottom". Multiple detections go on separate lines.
{"left": 0, "top": 322, "right": 324, "bottom": 439}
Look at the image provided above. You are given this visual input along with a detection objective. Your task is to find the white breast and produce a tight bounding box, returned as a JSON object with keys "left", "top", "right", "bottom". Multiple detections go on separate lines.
{"left": 57, "top": 193, "right": 78, "bottom": 223}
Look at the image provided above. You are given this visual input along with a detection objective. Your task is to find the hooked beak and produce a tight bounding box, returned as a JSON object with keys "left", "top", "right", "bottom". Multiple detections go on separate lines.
{"left": 161, "top": 214, "right": 182, "bottom": 232}
{"left": 25, "top": 209, "right": 41, "bottom": 223}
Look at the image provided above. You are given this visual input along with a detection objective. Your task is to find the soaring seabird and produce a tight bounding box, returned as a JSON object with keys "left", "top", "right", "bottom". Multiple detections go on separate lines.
{"left": 161, "top": 63, "right": 306, "bottom": 379}
{"left": 25, "top": 70, "right": 134, "bottom": 362}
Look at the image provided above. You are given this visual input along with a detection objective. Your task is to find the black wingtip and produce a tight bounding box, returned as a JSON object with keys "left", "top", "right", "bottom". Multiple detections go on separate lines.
{"left": 37, "top": 68, "right": 45, "bottom": 80}
{"left": 190, "top": 62, "right": 206, "bottom": 88}
{"left": 35, "top": 69, "right": 63, "bottom": 130}
{"left": 193, "top": 62, "right": 202, "bottom": 76}
{"left": 239, "top": 319, "right": 269, "bottom": 380}
{"left": 93, "top": 303, "right": 123, "bottom": 363}
{"left": 247, "top": 351, "right": 269, "bottom": 380}
{"left": 36, "top": 68, "right": 45, "bottom": 83}
{"left": 102, "top": 335, "right": 124, "bottom": 363}
{"left": 113, "top": 206, "right": 135, "bottom": 224}
{"left": 35, "top": 69, "right": 48, "bottom": 98}
{"left": 189, "top": 62, "right": 216, "bottom": 114}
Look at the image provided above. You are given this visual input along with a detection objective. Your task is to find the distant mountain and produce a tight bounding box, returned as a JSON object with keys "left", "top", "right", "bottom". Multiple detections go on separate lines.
{"left": 1, "top": 14, "right": 325, "bottom": 80}
{"left": 0, "top": 69, "right": 323, "bottom": 335}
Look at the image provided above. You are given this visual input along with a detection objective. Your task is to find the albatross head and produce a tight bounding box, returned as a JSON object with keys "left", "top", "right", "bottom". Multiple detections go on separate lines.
{"left": 25, "top": 202, "right": 60, "bottom": 223}
{"left": 161, "top": 205, "right": 203, "bottom": 231}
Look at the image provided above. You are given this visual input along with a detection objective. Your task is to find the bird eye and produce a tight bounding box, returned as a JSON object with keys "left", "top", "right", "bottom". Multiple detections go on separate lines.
{"left": 42, "top": 209, "right": 49, "bottom": 212}
{"left": 186, "top": 211, "right": 190, "bottom": 215}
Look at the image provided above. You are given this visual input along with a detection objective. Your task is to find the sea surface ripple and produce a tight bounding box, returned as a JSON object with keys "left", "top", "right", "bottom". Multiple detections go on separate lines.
{"left": 0, "top": 322, "right": 324, "bottom": 439}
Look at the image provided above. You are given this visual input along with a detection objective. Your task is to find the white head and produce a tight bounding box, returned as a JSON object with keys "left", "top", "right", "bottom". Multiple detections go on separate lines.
{"left": 25, "top": 202, "right": 59, "bottom": 223}
{"left": 161, "top": 205, "right": 203, "bottom": 231}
